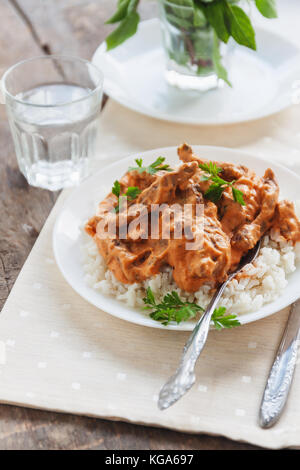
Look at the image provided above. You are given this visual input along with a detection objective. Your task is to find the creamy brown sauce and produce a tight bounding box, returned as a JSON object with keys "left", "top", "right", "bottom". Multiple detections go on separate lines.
{"left": 85, "top": 144, "right": 300, "bottom": 293}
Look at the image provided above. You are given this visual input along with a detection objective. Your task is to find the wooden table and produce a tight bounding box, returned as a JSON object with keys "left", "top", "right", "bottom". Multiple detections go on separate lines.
{"left": 0, "top": 0, "right": 261, "bottom": 450}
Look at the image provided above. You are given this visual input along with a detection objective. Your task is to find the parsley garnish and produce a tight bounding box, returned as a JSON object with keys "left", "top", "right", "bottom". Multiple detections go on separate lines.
{"left": 143, "top": 288, "right": 204, "bottom": 326}
{"left": 112, "top": 180, "right": 141, "bottom": 213}
{"left": 128, "top": 157, "right": 173, "bottom": 175}
{"left": 112, "top": 180, "right": 121, "bottom": 198}
{"left": 199, "top": 162, "right": 246, "bottom": 206}
{"left": 211, "top": 306, "right": 241, "bottom": 330}
{"left": 143, "top": 287, "right": 240, "bottom": 329}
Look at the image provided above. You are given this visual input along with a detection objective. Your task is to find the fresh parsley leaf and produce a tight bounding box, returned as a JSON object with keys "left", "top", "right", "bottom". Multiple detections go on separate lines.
{"left": 148, "top": 157, "right": 173, "bottom": 174}
{"left": 232, "top": 186, "right": 246, "bottom": 206}
{"left": 199, "top": 161, "right": 222, "bottom": 176}
{"left": 125, "top": 186, "right": 141, "bottom": 200}
{"left": 135, "top": 158, "right": 143, "bottom": 168}
{"left": 211, "top": 306, "right": 241, "bottom": 330}
{"left": 143, "top": 287, "right": 240, "bottom": 328}
{"left": 128, "top": 157, "right": 173, "bottom": 175}
{"left": 112, "top": 180, "right": 121, "bottom": 198}
{"left": 255, "top": 0, "right": 277, "bottom": 19}
{"left": 143, "top": 287, "right": 204, "bottom": 326}
{"left": 112, "top": 181, "right": 141, "bottom": 212}
{"left": 204, "top": 182, "right": 226, "bottom": 203}
{"left": 143, "top": 286, "right": 156, "bottom": 306}
{"left": 199, "top": 161, "right": 246, "bottom": 205}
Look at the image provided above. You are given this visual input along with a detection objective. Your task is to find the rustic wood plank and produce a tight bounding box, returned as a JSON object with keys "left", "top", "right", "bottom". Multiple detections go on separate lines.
{"left": 0, "top": 0, "right": 260, "bottom": 450}
{"left": 13, "top": 0, "right": 158, "bottom": 59}
{"left": 0, "top": 1, "right": 57, "bottom": 311}
{"left": 0, "top": 405, "right": 261, "bottom": 450}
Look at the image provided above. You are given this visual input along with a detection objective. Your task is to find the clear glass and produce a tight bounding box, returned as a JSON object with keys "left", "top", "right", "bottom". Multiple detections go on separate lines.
{"left": 2, "top": 56, "right": 103, "bottom": 191}
{"left": 158, "top": 0, "right": 229, "bottom": 91}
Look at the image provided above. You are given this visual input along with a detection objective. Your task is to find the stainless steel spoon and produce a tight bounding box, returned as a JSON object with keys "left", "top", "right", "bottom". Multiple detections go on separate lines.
{"left": 158, "top": 239, "right": 262, "bottom": 410}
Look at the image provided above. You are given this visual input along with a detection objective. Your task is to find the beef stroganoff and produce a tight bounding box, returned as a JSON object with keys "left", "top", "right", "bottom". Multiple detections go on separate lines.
{"left": 82, "top": 144, "right": 300, "bottom": 325}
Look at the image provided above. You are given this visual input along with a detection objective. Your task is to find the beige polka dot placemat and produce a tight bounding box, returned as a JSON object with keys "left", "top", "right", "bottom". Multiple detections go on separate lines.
{"left": 1, "top": 99, "right": 300, "bottom": 450}
{"left": 2, "top": 4, "right": 300, "bottom": 447}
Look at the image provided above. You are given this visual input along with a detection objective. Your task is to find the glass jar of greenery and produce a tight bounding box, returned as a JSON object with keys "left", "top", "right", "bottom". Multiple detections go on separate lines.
{"left": 158, "top": 0, "right": 231, "bottom": 91}
{"left": 105, "top": 0, "right": 277, "bottom": 92}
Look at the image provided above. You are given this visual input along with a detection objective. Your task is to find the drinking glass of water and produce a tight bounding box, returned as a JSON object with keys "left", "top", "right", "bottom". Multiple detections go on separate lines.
{"left": 1, "top": 56, "right": 103, "bottom": 190}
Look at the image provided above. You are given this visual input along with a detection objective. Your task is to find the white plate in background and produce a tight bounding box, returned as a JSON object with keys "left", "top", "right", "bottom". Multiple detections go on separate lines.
{"left": 92, "top": 19, "right": 300, "bottom": 126}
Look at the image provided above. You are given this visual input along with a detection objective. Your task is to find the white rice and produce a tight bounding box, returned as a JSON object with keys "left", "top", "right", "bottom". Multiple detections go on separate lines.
{"left": 81, "top": 201, "right": 300, "bottom": 317}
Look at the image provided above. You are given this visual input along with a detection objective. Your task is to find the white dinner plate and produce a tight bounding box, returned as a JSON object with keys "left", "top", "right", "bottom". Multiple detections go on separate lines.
{"left": 53, "top": 146, "right": 300, "bottom": 331}
{"left": 92, "top": 19, "right": 300, "bottom": 126}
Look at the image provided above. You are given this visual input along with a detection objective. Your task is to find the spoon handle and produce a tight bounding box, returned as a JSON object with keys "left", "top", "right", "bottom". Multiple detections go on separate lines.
{"left": 158, "top": 281, "right": 228, "bottom": 410}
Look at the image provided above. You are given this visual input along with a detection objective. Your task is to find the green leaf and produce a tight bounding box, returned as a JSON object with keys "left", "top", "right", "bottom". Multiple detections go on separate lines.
{"left": 149, "top": 156, "right": 165, "bottom": 168}
{"left": 127, "top": 0, "right": 139, "bottom": 15}
{"left": 148, "top": 157, "right": 173, "bottom": 174}
{"left": 255, "top": 0, "right": 277, "bottom": 19}
{"left": 105, "top": 0, "right": 130, "bottom": 24}
{"left": 143, "top": 288, "right": 240, "bottom": 328}
{"left": 201, "top": 0, "right": 230, "bottom": 43}
{"left": 204, "top": 183, "right": 226, "bottom": 203}
{"left": 143, "top": 287, "right": 156, "bottom": 306}
{"left": 227, "top": 3, "right": 256, "bottom": 50}
{"left": 166, "top": 0, "right": 194, "bottom": 8}
{"left": 211, "top": 306, "right": 241, "bottom": 329}
{"left": 128, "top": 157, "right": 173, "bottom": 174}
{"left": 125, "top": 186, "right": 141, "bottom": 200}
{"left": 112, "top": 180, "right": 121, "bottom": 198}
{"left": 199, "top": 161, "right": 245, "bottom": 205}
{"left": 112, "top": 181, "right": 140, "bottom": 212}
{"left": 212, "top": 31, "right": 231, "bottom": 86}
{"left": 165, "top": 12, "right": 193, "bottom": 30}
{"left": 199, "top": 162, "right": 222, "bottom": 176}
{"left": 144, "top": 288, "right": 204, "bottom": 325}
{"left": 193, "top": 5, "right": 207, "bottom": 27}
{"left": 232, "top": 186, "right": 246, "bottom": 206}
{"left": 106, "top": 11, "right": 140, "bottom": 51}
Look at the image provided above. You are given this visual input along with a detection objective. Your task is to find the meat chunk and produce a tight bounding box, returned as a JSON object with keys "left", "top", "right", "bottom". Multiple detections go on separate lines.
{"left": 271, "top": 200, "right": 300, "bottom": 244}
{"left": 178, "top": 142, "right": 248, "bottom": 180}
{"left": 167, "top": 201, "right": 231, "bottom": 292}
{"left": 137, "top": 162, "right": 198, "bottom": 206}
{"left": 231, "top": 168, "right": 279, "bottom": 258}
{"left": 178, "top": 143, "right": 280, "bottom": 268}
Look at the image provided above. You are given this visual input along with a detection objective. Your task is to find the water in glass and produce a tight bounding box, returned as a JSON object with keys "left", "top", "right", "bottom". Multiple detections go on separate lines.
{"left": 10, "top": 83, "right": 100, "bottom": 191}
